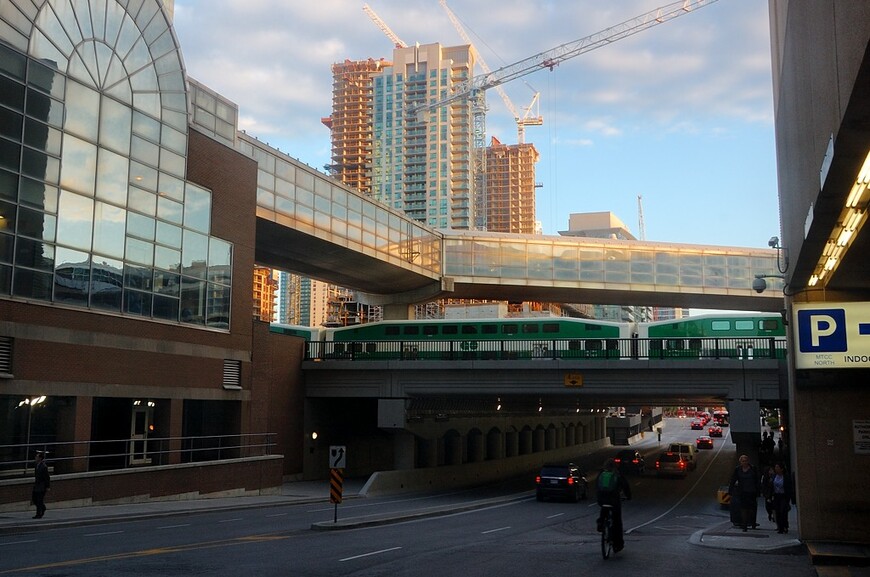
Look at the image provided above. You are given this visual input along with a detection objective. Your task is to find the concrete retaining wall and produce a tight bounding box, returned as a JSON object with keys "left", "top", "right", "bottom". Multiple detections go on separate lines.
{"left": 361, "top": 438, "right": 612, "bottom": 496}
{"left": 0, "top": 455, "right": 284, "bottom": 513}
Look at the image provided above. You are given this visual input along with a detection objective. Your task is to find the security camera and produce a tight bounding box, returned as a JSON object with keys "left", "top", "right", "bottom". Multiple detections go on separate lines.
{"left": 752, "top": 277, "right": 767, "bottom": 293}
{"left": 768, "top": 236, "right": 779, "bottom": 248}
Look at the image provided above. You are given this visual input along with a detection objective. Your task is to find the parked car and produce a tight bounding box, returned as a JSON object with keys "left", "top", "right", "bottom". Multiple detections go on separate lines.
{"left": 613, "top": 449, "right": 646, "bottom": 475}
{"left": 668, "top": 442, "right": 698, "bottom": 470}
{"left": 655, "top": 452, "right": 689, "bottom": 478}
{"left": 535, "top": 463, "right": 588, "bottom": 502}
{"left": 708, "top": 425, "right": 723, "bottom": 437}
{"left": 696, "top": 435, "right": 714, "bottom": 450}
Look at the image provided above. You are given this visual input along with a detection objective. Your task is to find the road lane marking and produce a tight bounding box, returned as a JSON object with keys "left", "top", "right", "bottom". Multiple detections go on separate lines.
{"left": 546, "top": 513, "right": 565, "bottom": 519}
{"left": 0, "top": 534, "right": 290, "bottom": 574}
{"left": 266, "top": 513, "right": 288, "bottom": 518}
{"left": 481, "top": 526, "right": 511, "bottom": 534}
{"left": 156, "top": 524, "right": 190, "bottom": 530}
{"left": 217, "top": 518, "right": 243, "bottom": 523}
{"left": 84, "top": 530, "right": 124, "bottom": 537}
{"left": 627, "top": 425, "right": 728, "bottom": 535}
{"left": 0, "top": 539, "right": 38, "bottom": 546}
{"left": 339, "top": 546, "right": 402, "bottom": 562}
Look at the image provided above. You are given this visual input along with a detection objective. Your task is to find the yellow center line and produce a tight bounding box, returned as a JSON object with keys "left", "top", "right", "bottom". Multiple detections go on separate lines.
{"left": 0, "top": 534, "right": 289, "bottom": 574}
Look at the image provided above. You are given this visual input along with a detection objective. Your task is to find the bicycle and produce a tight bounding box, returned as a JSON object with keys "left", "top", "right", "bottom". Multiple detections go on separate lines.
{"left": 600, "top": 503, "right": 616, "bottom": 559}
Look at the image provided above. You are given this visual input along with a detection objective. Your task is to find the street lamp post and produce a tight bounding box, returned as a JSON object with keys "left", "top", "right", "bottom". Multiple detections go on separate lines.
{"left": 18, "top": 396, "right": 46, "bottom": 475}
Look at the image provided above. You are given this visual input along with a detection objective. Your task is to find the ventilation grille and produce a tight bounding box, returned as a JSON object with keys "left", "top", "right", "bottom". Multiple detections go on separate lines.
{"left": 0, "top": 337, "right": 11, "bottom": 375}
{"left": 222, "top": 359, "right": 241, "bottom": 389}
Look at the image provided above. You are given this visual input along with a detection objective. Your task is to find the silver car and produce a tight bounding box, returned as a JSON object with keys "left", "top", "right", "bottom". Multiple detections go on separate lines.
{"left": 655, "top": 451, "right": 689, "bottom": 478}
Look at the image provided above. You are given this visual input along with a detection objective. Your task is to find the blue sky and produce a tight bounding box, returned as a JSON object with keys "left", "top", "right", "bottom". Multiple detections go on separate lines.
{"left": 171, "top": 0, "right": 780, "bottom": 250}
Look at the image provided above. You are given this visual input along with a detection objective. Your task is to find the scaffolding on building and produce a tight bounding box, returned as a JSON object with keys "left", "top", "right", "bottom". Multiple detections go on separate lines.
{"left": 321, "top": 58, "right": 388, "bottom": 196}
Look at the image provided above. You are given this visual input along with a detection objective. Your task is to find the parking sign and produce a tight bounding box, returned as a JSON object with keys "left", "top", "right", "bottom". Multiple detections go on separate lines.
{"left": 793, "top": 302, "right": 870, "bottom": 369}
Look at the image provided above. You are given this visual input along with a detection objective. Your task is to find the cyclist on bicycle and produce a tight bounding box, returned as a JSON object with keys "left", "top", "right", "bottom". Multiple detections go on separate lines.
{"left": 596, "top": 458, "right": 632, "bottom": 552}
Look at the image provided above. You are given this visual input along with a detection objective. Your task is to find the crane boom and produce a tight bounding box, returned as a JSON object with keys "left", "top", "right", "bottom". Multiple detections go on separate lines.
{"left": 412, "top": 0, "right": 719, "bottom": 116}
{"left": 439, "top": 0, "right": 543, "bottom": 144}
{"left": 363, "top": 3, "right": 407, "bottom": 48}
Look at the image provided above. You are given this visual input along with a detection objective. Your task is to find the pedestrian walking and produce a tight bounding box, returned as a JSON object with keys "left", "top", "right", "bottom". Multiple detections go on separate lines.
{"left": 728, "top": 454, "right": 760, "bottom": 531}
{"left": 767, "top": 462, "right": 795, "bottom": 533}
{"left": 31, "top": 451, "right": 50, "bottom": 519}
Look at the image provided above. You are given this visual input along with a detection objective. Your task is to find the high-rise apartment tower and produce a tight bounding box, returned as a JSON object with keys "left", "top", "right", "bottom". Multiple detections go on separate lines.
{"left": 370, "top": 43, "right": 476, "bottom": 229}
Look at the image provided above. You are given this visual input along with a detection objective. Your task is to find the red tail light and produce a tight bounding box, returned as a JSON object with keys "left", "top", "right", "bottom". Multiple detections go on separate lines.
{"left": 632, "top": 459, "right": 639, "bottom": 464}
{"left": 614, "top": 458, "right": 621, "bottom": 463}
{"left": 567, "top": 477, "right": 575, "bottom": 485}
{"left": 535, "top": 476, "right": 542, "bottom": 484}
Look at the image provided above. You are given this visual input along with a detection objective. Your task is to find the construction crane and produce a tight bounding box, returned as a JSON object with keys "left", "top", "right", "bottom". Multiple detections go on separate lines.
{"left": 410, "top": 0, "right": 720, "bottom": 118}
{"left": 362, "top": 3, "right": 407, "bottom": 48}
{"left": 411, "top": 0, "right": 719, "bottom": 231}
{"left": 638, "top": 195, "right": 646, "bottom": 241}
{"left": 439, "top": 0, "right": 542, "bottom": 145}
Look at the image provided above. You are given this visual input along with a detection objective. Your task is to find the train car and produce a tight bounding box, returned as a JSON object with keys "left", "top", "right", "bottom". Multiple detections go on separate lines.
{"left": 269, "top": 323, "right": 322, "bottom": 341}
{"left": 321, "top": 317, "right": 632, "bottom": 360}
{"left": 636, "top": 313, "right": 787, "bottom": 359}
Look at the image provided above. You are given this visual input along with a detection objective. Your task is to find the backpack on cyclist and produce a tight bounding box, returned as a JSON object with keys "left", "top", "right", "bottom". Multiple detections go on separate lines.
{"left": 597, "top": 470, "right": 619, "bottom": 505}
{"left": 598, "top": 470, "right": 617, "bottom": 492}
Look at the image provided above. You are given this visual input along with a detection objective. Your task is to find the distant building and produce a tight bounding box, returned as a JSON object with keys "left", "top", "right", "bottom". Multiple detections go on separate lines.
{"left": 485, "top": 137, "right": 539, "bottom": 234}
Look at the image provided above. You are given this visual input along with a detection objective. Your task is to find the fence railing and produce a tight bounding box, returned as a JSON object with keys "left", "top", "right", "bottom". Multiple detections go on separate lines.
{"left": 306, "top": 336, "right": 788, "bottom": 362}
{"left": 0, "top": 433, "right": 276, "bottom": 480}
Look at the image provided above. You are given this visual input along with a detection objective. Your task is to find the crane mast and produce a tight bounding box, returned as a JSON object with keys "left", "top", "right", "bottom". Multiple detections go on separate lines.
{"left": 411, "top": 0, "right": 719, "bottom": 117}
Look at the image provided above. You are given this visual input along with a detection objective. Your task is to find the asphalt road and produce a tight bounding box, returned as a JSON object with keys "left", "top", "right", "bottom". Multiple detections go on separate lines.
{"left": 0, "top": 419, "right": 818, "bottom": 577}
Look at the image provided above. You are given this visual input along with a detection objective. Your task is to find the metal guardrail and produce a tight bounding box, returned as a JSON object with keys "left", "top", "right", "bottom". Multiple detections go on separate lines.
{"left": 305, "top": 337, "right": 788, "bottom": 362}
{"left": 0, "top": 433, "right": 277, "bottom": 480}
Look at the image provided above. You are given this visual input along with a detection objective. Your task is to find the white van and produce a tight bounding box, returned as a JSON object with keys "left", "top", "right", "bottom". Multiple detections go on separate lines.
{"left": 668, "top": 442, "right": 697, "bottom": 470}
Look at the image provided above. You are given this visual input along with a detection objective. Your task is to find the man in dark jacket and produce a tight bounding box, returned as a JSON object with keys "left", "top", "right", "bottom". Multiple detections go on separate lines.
{"left": 596, "top": 458, "right": 632, "bottom": 552}
{"left": 728, "top": 454, "right": 759, "bottom": 531}
{"left": 31, "top": 452, "right": 50, "bottom": 519}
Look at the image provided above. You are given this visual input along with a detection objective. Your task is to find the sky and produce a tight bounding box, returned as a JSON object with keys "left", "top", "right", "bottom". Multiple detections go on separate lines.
{"left": 170, "top": 0, "right": 781, "bottom": 250}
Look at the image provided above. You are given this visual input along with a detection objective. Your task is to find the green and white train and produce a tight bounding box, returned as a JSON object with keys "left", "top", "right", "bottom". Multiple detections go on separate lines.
{"left": 272, "top": 312, "right": 788, "bottom": 361}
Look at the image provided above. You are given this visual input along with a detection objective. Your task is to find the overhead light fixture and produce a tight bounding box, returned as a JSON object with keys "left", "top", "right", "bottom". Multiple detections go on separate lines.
{"left": 808, "top": 150, "right": 870, "bottom": 288}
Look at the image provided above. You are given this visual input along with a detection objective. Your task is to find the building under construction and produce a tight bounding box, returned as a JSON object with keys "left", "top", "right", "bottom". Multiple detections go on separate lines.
{"left": 485, "top": 136, "right": 539, "bottom": 234}
{"left": 321, "top": 58, "right": 389, "bottom": 196}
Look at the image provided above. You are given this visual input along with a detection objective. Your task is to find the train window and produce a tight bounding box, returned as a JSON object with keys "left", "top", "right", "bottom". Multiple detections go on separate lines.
{"left": 365, "top": 343, "right": 377, "bottom": 353}
{"left": 760, "top": 319, "right": 779, "bottom": 330}
{"left": 585, "top": 324, "right": 603, "bottom": 331}
{"left": 711, "top": 321, "right": 731, "bottom": 331}
{"left": 542, "top": 323, "right": 559, "bottom": 333}
{"left": 606, "top": 339, "right": 618, "bottom": 350}
{"left": 586, "top": 339, "right": 602, "bottom": 350}
{"left": 568, "top": 340, "right": 582, "bottom": 350}
{"left": 423, "top": 326, "right": 438, "bottom": 336}
{"left": 735, "top": 320, "right": 754, "bottom": 331}
{"left": 462, "top": 325, "right": 478, "bottom": 334}
{"left": 385, "top": 326, "right": 400, "bottom": 336}
{"left": 442, "top": 325, "right": 458, "bottom": 335}
{"left": 522, "top": 323, "right": 539, "bottom": 334}
{"left": 482, "top": 325, "right": 497, "bottom": 334}
{"left": 502, "top": 324, "right": 518, "bottom": 335}
{"left": 403, "top": 326, "right": 420, "bottom": 335}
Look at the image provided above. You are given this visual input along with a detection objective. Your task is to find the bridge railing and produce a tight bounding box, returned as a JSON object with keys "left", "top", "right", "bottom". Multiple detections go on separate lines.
{"left": 306, "top": 337, "right": 787, "bottom": 362}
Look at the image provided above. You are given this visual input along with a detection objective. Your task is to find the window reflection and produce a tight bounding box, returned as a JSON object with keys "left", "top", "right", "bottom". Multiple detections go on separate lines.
{"left": 2, "top": 13, "right": 233, "bottom": 329}
{"left": 56, "top": 190, "right": 94, "bottom": 250}
{"left": 54, "top": 246, "right": 90, "bottom": 306}
{"left": 90, "top": 257, "right": 123, "bottom": 312}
